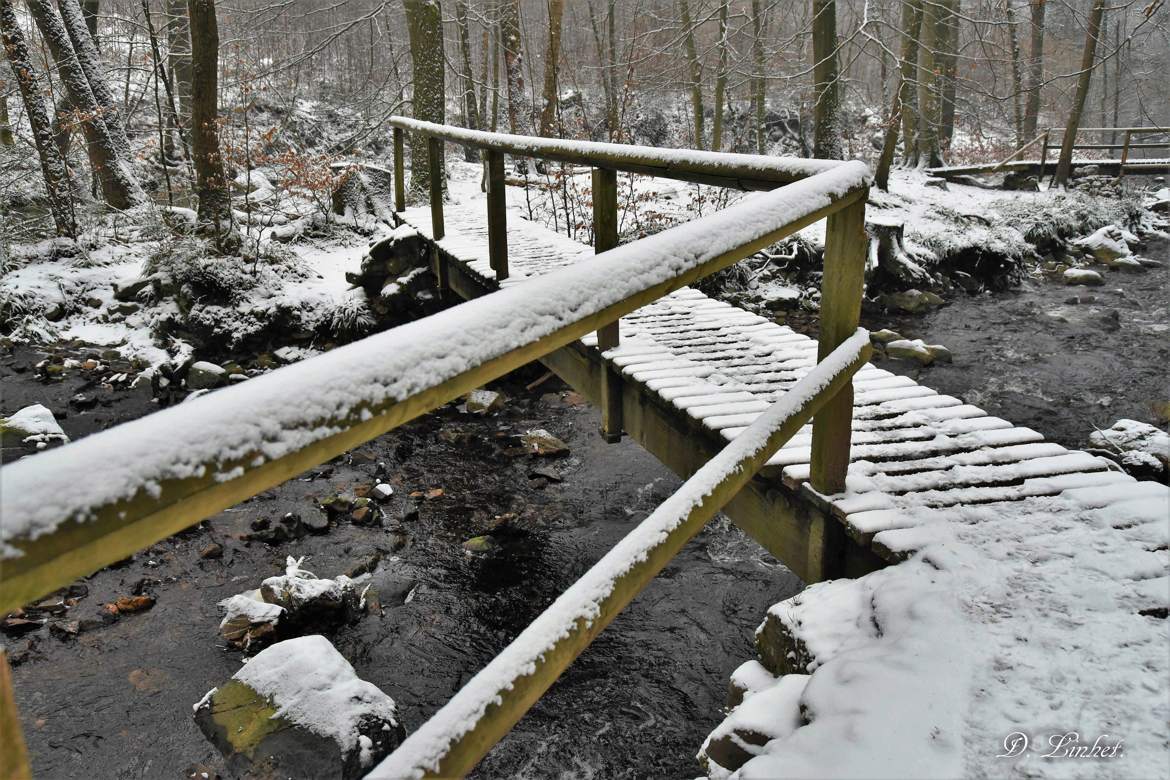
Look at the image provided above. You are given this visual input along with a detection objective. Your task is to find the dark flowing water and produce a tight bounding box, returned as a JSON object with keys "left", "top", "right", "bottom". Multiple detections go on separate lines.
{"left": 861, "top": 236, "right": 1170, "bottom": 451}
{"left": 2, "top": 362, "right": 797, "bottom": 779}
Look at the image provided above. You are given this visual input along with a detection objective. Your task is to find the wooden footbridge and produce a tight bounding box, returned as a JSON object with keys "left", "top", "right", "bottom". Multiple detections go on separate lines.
{"left": 2, "top": 120, "right": 1167, "bottom": 779}
{"left": 927, "top": 125, "right": 1170, "bottom": 180}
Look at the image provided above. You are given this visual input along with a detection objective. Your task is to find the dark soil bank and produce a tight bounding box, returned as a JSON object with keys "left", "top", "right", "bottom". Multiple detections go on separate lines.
{"left": 862, "top": 236, "right": 1170, "bottom": 450}
{"left": 2, "top": 359, "right": 798, "bottom": 779}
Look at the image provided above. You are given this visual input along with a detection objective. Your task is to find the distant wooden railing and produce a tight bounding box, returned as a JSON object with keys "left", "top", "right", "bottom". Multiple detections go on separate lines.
{"left": 0, "top": 122, "right": 871, "bottom": 779}
{"left": 1038, "top": 126, "right": 1170, "bottom": 180}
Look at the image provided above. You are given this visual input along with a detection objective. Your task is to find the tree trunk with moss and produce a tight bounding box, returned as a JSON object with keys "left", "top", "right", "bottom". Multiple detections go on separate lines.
{"left": 915, "top": 0, "right": 942, "bottom": 167}
{"left": 812, "top": 0, "right": 843, "bottom": 159}
{"left": 679, "top": 0, "right": 704, "bottom": 149}
{"left": 1022, "top": 0, "right": 1046, "bottom": 139}
{"left": 187, "top": 0, "right": 234, "bottom": 244}
{"left": 1, "top": 0, "right": 77, "bottom": 235}
{"left": 537, "top": 0, "right": 563, "bottom": 138}
{"left": 402, "top": 0, "right": 444, "bottom": 201}
{"left": 875, "top": 0, "right": 921, "bottom": 190}
{"left": 27, "top": 0, "right": 141, "bottom": 208}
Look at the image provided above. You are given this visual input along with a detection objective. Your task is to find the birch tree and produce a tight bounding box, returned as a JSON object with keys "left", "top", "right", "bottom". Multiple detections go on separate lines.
{"left": 1, "top": 0, "right": 76, "bottom": 235}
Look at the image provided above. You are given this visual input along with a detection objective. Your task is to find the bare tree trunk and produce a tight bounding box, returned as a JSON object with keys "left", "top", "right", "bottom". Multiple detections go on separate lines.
{"left": 187, "top": 0, "right": 234, "bottom": 245}
{"left": 57, "top": 0, "right": 131, "bottom": 157}
{"left": 1, "top": 0, "right": 77, "bottom": 235}
{"left": 587, "top": 0, "right": 619, "bottom": 140}
{"left": 875, "top": 0, "right": 920, "bottom": 190}
{"left": 537, "top": 0, "right": 564, "bottom": 137}
{"left": 167, "top": 0, "right": 192, "bottom": 154}
{"left": 142, "top": 0, "right": 187, "bottom": 165}
{"left": 812, "top": 0, "right": 843, "bottom": 159}
{"left": 81, "top": 0, "right": 97, "bottom": 38}
{"left": 679, "top": 0, "right": 704, "bottom": 149}
{"left": 1054, "top": 0, "right": 1105, "bottom": 188}
{"left": 1006, "top": 0, "right": 1025, "bottom": 146}
{"left": 27, "top": 0, "right": 141, "bottom": 208}
{"left": 1022, "top": 0, "right": 1045, "bottom": 139}
{"left": 751, "top": 0, "right": 766, "bottom": 153}
{"left": 711, "top": 0, "right": 728, "bottom": 151}
{"left": 500, "top": 0, "right": 528, "bottom": 135}
{"left": 0, "top": 91, "right": 13, "bottom": 146}
{"left": 402, "top": 0, "right": 444, "bottom": 199}
{"left": 454, "top": 0, "right": 479, "bottom": 161}
{"left": 915, "top": 0, "right": 942, "bottom": 167}
{"left": 938, "top": 0, "right": 959, "bottom": 151}
{"left": 900, "top": 0, "right": 922, "bottom": 164}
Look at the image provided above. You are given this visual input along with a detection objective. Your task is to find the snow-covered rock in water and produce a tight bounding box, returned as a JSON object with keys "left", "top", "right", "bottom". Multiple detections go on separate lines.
{"left": 879, "top": 288, "right": 944, "bottom": 315}
{"left": 521, "top": 428, "right": 570, "bottom": 456}
{"left": 260, "top": 556, "right": 362, "bottom": 622}
{"left": 1, "top": 404, "right": 69, "bottom": 448}
{"left": 464, "top": 388, "right": 504, "bottom": 415}
{"left": 1063, "top": 268, "right": 1104, "bottom": 286}
{"left": 218, "top": 590, "right": 285, "bottom": 651}
{"left": 193, "top": 635, "right": 406, "bottom": 780}
{"left": 1089, "top": 419, "right": 1170, "bottom": 472}
{"left": 186, "top": 361, "right": 227, "bottom": 390}
{"left": 1074, "top": 225, "right": 1132, "bottom": 265}
{"left": 1146, "top": 187, "right": 1170, "bottom": 214}
{"left": 699, "top": 674, "right": 809, "bottom": 776}
{"left": 1110, "top": 255, "right": 1146, "bottom": 272}
{"left": 884, "top": 339, "right": 935, "bottom": 365}
{"left": 868, "top": 328, "right": 903, "bottom": 345}
{"left": 1119, "top": 450, "right": 1166, "bottom": 481}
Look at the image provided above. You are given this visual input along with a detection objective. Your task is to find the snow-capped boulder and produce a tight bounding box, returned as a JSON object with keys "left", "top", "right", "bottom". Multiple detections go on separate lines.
{"left": 186, "top": 361, "right": 227, "bottom": 390}
{"left": 884, "top": 339, "right": 935, "bottom": 365}
{"left": 879, "top": 288, "right": 944, "bottom": 315}
{"left": 1089, "top": 419, "right": 1170, "bottom": 475}
{"left": 1074, "top": 225, "right": 1132, "bottom": 265}
{"left": 699, "top": 673, "right": 809, "bottom": 776}
{"left": 1, "top": 404, "right": 69, "bottom": 448}
{"left": 194, "top": 635, "right": 405, "bottom": 779}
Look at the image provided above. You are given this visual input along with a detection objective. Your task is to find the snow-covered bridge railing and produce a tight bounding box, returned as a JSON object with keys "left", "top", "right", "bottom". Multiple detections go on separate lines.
{"left": 1, "top": 124, "right": 871, "bottom": 777}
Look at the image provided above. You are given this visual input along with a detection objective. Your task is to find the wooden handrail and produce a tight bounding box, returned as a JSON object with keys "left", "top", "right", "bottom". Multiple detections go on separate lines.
{"left": 0, "top": 160, "right": 870, "bottom": 615}
{"left": 387, "top": 116, "right": 842, "bottom": 190}
{"left": 368, "top": 330, "right": 873, "bottom": 779}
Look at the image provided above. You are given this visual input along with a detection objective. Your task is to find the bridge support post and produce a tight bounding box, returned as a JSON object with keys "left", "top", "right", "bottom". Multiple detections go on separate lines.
{"left": 486, "top": 150, "right": 509, "bottom": 280}
{"left": 427, "top": 136, "right": 449, "bottom": 295}
{"left": 1039, "top": 129, "right": 1050, "bottom": 182}
{"left": 593, "top": 167, "right": 623, "bottom": 443}
{"left": 1117, "top": 130, "right": 1132, "bottom": 181}
{"left": 810, "top": 192, "right": 868, "bottom": 496}
{"left": 0, "top": 651, "right": 32, "bottom": 779}
{"left": 393, "top": 127, "right": 405, "bottom": 212}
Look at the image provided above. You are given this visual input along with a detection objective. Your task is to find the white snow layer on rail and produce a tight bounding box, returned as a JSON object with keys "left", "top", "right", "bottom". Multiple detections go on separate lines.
{"left": 389, "top": 116, "right": 850, "bottom": 183}
{"left": 0, "top": 162, "right": 868, "bottom": 557}
{"left": 367, "top": 329, "right": 870, "bottom": 778}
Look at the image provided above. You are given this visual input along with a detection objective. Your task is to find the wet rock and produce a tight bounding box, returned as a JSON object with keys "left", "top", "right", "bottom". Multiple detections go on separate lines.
{"left": 1, "top": 615, "right": 46, "bottom": 636}
{"left": 952, "top": 270, "right": 982, "bottom": 294}
{"left": 884, "top": 339, "right": 935, "bottom": 365}
{"left": 1, "top": 404, "right": 70, "bottom": 447}
{"left": 371, "top": 483, "right": 394, "bottom": 502}
{"left": 1063, "top": 268, "right": 1104, "bottom": 286}
{"left": 187, "top": 361, "right": 227, "bottom": 390}
{"left": 113, "top": 277, "right": 153, "bottom": 303}
{"left": 528, "top": 466, "right": 563, "bottom": 483}
{"left": 868, "top": 328, "right": 902, "bottom": 345}
{"left": 925, "top": 343, "right": 953, "bottom": 363}
{"left": 1002, "top": 171, "right": 1039, "bottom": 191}
{"left": 129, "top": 370, "right": 155, "bottom": 398}
{"left": 1089, "top": 419, "right": 1170, "bottom": 473}
{"left": 879, "top": 288, "right": 944, "bottom": 315}
{"left": 464, "top": 388, "right": 504, "bottom": 415}
{"left": 111, "top": 595, "right": 156, "bottom": 614}
{"left": 218, "top": 591, "right": 286, "bottom": 651}
{"left": 301, "top": 512, "right": 331, "bottom": 534}
{"left": 320, "top": 495, "right": 354, "bottom": 517}
{"left": 49, "top": 620, "right": 81, "bottom": 641}
{"left": 1111, "top": 255, "right": 1145, "bottom": 272}
{"left": 462, "top": 535, "right": 499, "bottom": 554}
{"left": 521, "top": 429, "right": 570, "bottom": 457}
{"left": 194, "top": 636, "right": 406, "bottom": 779}
{"left": 200, "top": 542, "right": 225, "bottom": 560}
{"left": 44, "top": 303, "right": 66, "bottom": 322}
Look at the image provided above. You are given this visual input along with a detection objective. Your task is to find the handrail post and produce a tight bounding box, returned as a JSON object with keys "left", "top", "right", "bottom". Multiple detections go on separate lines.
{"left": 1117, "top": 129, "right": 1132, "bottom": 181}
{"left": 593, "top": 166, "right": 622, "bottom": 443}
{"left": 1039, "top": 129, "right": 1050, "bottom": 180}
{"left": 810, "top": 192, "right": 868, "bottom": 496}
{"left": 392, "top": 127, "right": 405, "bottom": 213}
{"left": 486, "top": 149, "right": 509, "bottom": 280}
{"left": 427, "top": 135, "right": 448, "bottom": 294}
